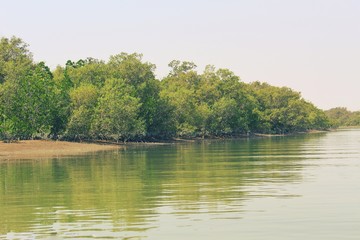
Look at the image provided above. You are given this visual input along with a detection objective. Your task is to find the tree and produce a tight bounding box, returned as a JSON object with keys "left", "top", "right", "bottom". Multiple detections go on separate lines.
{"left": 248, "top": 82, "right": 330, "bottom": 133}
{"left": 168, "top": 60, "right": 197, "bottom": 76}
{"left": 0, "top": 36, "right": 33, "bottom": 84}
{"left": 0, "top": 62, "right": 56, "bottom": 139}
{"left": 49, "top": 65, "right": 74, "bottom": 137}
{"left": 161, "top": 63, "right": 256, "bottom": 137}
{"left": 0, "top": 36, "right": 332, "bottom": 141}
{"left": 65, "top": 84, "right": 99, "bottom": 140}
{"left": 92, "top": 78, "right": 145, "bottom": 142}
{"left": 325, "top": 107, "right": 360, "bottom": 127}
{"left": 137, "top": 78, "right": 176, "bottom": 138}
{"left": 108, "top": 53, "right": 175, "bottom": 138}
{"left": 161, "top": 62, "right": 201, "bottom": 136}
{"left": 210, "top": 97, "right": 243, "bottom": 134}
{"left": 108, "top": 53, "right": 155, "bottom": 87}
{"left": 64, "top": 58, "right": 108, "bottom": 87}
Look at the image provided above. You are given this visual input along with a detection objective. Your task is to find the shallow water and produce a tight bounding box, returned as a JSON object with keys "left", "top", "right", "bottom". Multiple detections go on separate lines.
{"left": 1, "top": 129, "right": 359, "bottom": 239}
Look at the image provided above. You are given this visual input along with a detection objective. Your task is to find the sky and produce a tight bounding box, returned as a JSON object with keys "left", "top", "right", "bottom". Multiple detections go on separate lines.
{"left": 1, "top": 0, "right": 359, "bottom": 110}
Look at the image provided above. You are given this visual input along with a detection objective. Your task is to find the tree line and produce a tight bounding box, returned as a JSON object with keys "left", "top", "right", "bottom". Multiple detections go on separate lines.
{"left": 325, "top": 108, "right": 360, "bottom": 127}
{"left": 0, "top": 36, "right": 331, "bottom": 142}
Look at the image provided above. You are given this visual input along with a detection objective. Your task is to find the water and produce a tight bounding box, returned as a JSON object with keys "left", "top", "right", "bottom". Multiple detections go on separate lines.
{"left": 0, "top": 129, "right": 359, "bottom": 239}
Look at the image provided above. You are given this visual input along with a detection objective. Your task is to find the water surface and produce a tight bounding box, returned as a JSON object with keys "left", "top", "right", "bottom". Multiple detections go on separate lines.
{"left": 1, "top": 129, "right": 359, "bottom": 239}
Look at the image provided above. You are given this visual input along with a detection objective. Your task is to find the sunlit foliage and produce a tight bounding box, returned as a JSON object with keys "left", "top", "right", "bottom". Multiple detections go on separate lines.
{"left": 0, "top": 36, "right": 332, "bottom": 141}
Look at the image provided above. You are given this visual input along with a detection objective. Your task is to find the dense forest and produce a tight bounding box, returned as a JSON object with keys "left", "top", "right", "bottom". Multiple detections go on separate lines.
{"left": 325, "top": 108, "right": 360, "bottom": 127}
{"left": 0, "top": 36, "right": 331, "bottom": 142}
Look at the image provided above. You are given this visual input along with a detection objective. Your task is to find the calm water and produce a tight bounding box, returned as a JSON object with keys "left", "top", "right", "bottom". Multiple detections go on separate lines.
{"left": 1, "top": 129, "right": 360, "bottom": 239}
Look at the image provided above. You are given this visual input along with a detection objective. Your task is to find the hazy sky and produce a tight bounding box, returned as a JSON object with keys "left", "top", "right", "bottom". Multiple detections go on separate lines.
{"left": 1, "top": 0, "right": 359, "bottom": 110}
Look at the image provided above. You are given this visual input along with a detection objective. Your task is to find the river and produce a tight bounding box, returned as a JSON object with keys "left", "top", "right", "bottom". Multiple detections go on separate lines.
{"left": 0, "top": 129, "right": 359, "bottom": 239}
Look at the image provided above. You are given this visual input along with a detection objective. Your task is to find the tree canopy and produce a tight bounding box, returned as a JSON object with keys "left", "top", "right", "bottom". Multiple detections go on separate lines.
{"left": 0, "top": 36, "right": 333, "bottom": 141}
{"left": 325, "top": 107, "right": 360, "bottom": 127}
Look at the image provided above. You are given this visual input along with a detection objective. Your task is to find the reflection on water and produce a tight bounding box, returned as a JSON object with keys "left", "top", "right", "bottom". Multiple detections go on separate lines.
{"left": 1, "top": 129, "right": 360, "bottom": 239}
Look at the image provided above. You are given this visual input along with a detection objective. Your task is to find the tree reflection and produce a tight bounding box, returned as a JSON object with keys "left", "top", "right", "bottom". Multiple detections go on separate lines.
{"left": 0, "top": 135, "right": 320, "bottom": 237}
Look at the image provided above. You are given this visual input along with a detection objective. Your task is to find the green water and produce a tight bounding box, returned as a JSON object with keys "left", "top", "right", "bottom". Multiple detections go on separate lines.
{"left": 1, "top": 129, "right": 360, "bottom": 239}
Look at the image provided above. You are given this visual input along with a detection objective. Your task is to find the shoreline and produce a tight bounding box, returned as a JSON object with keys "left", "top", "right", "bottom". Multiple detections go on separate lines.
{"left": 0, "top": 130, "right": 331, "bottom": 160}
{"left": 0, "top": 140, "right": 120, "bottom": 160}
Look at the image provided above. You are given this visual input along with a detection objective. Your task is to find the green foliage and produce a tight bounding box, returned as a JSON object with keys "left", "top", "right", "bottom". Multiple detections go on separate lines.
{"left": 168, "top": 60, "right": 197, "bottom": 76}
{"left": 161, "top": 64, "right": 201, "bottom": 136}
{"left": 248, "top": 82, "right": 330, "bottom": 133}
{"left": 210, "top": 97, "right": 242, "bottom": 134}
{"left": 137, "top": 79, "right": 176, "bottom": 138}
{"left": 92, "top": 78, "right": 145, "bottom": 142}
{"left": 0, "top": 36, "right": 33, "bottom": 84}
{"left": 50, "top": 66, "right": 73, "bottom": 137}
{"left": 0, "top": 36, "right": 333, "bottom": 141}
{"left": 65, "top": 84, "right": 99, "bottom": 140}
{"left": 161, "top": 63, "right": 258, "bottom": 137}
{"left": 107, "top": 53, "right": 176, "bottom": 138}
{"left": 108, "top": 53, "right": 155, "bottom": 87}
{"left": 325, "top": 107, "right": 360, "bottom": 127}
{"left": 65, "top": 58, "right": 108, "bottom": 87}
{"left": 0, "top": 62, "right": 56, "bottom": 139}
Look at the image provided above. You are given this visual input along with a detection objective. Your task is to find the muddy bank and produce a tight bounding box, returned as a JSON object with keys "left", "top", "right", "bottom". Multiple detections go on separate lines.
{"left": 0, "top": 140, "right": 120, "bottom": 160}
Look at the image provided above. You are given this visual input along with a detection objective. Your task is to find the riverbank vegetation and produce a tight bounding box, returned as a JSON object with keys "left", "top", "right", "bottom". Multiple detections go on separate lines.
{"left": 0, "top": 36, "right": 331, "bottom": 142}
{"left": 325, "top": 108, "right": 360, "bottom": 127}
